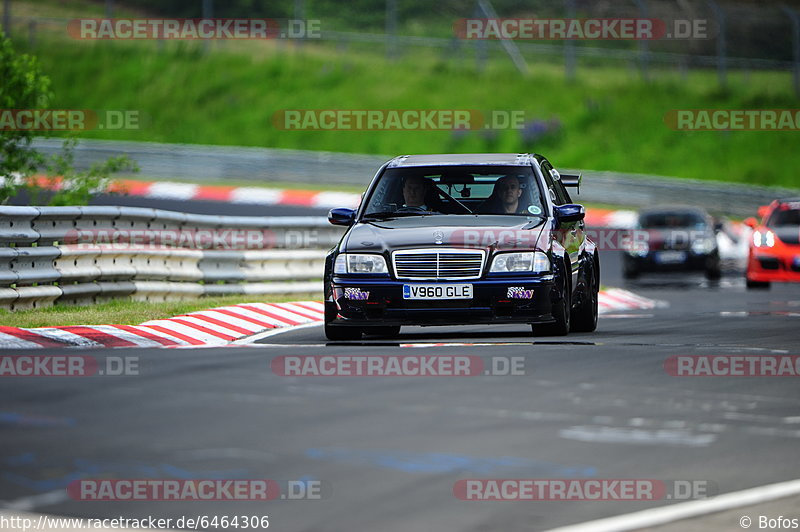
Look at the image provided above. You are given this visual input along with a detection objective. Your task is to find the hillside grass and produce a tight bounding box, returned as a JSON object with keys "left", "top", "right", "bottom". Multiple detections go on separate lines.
{"left": 10, "top": 4, "right": 800, "bottom": 189}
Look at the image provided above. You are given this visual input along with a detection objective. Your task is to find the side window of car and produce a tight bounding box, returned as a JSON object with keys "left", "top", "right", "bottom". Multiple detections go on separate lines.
{"left": 540, "top": 162, "right": 567, "bottom": 206}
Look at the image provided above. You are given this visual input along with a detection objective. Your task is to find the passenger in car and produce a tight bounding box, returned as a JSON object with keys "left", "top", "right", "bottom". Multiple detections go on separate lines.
{"left": 478, "top": 175, "right": 530, "bottom": 214}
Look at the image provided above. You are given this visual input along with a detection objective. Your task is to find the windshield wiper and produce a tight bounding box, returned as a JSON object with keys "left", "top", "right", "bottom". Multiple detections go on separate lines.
{"left": 361, "top": 211, "right": 433, "bottom": 220}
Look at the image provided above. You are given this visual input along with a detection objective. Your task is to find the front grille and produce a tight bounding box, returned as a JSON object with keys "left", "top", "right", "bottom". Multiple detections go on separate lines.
{"left": 759, "top": 257, "right": 781, "bottom": 270}
{"left": 392, "top": 248, "right": 485, "bottom": 280}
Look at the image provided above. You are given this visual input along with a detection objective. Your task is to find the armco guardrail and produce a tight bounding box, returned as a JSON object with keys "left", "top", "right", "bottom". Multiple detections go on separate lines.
{"left": 31, "top": 139, "right": 799, "bottom": 218}
{"left": 0, "top": 206, "right": 344, "bottom": 311}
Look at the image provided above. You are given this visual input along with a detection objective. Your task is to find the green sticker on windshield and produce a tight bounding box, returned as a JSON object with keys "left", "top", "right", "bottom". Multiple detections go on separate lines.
{"left": 528, "top": 205, "right": 542, "bottom": 215}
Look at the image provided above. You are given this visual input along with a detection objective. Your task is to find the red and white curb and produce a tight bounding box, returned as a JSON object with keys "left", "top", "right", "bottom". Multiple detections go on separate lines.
{"left": 0, "top": 302, "right": 324, "bottom": 349}
{"left": 109, "top": 180, "right": 364, "bottom": 210}
{"left": 0, "top": 290, "right": 661, "bottom": 349}
{"left": 106, "top": 179, "right": 635, "bottom": 226}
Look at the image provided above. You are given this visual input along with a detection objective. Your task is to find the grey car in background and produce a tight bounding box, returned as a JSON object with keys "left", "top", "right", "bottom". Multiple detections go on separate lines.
{"left": 623, "top": 206, "right": 722, "bottom": 280}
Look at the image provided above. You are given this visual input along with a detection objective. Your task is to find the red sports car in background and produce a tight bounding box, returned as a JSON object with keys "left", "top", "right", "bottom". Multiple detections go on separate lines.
{"left": 744, "top": 198, "right": 800, "bottom": 289}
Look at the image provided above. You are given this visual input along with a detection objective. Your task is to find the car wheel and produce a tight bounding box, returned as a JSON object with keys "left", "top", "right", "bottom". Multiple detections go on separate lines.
{"left": 705, "top": 265, "right": 722, "bottom": 281}
{"left": 363, "top": 326, "right": 401, "bottom": 338}
{"left": 622, "top": 258, "right": 639, "bottom": 280}
{"left": 746, "top": 278, "right": 770, "bottom": 289}
{"left": 533, "top": 259, "right": 571, "bottom": 336}
{"left": 324, "top": 301, "right": 362, "bottom": 340}
{"left": 571, "top": 254, "right": 599, "bottom": 333}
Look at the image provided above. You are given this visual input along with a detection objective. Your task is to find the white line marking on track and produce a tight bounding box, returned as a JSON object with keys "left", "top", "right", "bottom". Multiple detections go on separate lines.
{"left": 545, "top": 477, "right": 800, "bottom": 532}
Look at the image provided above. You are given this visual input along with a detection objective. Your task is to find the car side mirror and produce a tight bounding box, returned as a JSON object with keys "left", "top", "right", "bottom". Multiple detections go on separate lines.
{"left": 757, "top": 206, "right": 769, "bottom": 219}
{"left": 328, "top": 208, "right": 356, "bottom": 226}
{"left": 743, "top": 217, "right": 758, "bottom": 229}
{"left": 554, "top": 204, "right": 585, "bottom": 223}
{"left": 714, "top": 221, "right": 724, "bottom": 233}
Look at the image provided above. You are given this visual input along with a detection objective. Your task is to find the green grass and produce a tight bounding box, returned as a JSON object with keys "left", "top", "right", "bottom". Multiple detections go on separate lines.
{"left": 0, "top": 294, "right": 321, "bottom": 328}
{"left": 12, "top": 17, "right": 800, "bottom": 189}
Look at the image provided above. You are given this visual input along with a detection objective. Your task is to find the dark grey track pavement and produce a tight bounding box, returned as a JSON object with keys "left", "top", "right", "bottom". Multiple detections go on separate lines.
{"left": 2, "top": 246, "right": 799, "bottom": 531}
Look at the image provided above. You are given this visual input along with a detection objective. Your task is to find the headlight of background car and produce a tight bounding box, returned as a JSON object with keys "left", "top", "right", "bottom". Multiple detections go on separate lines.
{"left": 334, "top": 253, "right": 388, "bottom": 274}
{"left": 490, "top": 252, "right": 550, "bottom": 273}
{"left": 691, "top": 237, "right": 717, "bottom": 254}
{"left": 626, "top": 240, "right": 650, "bottom": 257}
{"left": 753, "top": 231, "right": 775, "bottom": 248}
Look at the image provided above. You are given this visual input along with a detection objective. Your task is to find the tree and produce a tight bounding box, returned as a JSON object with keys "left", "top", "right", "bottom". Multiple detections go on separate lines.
{"left": 0, "top": 31, "right": 137, "bottom": 205}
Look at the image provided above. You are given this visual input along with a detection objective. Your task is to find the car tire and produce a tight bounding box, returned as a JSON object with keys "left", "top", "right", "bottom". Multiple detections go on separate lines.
{"left": 324, "top": 301, "right": 362, "bottom": 340}
{"left": 363, "top": 326, "right": 401, "bottom": 338}
{"left": 533, "top": 259, "right": 571, "bottom": 337}
{"left": 622, "top": 259, "right": 639, "bottom": 280}
{"left": 571, "top": 254, "right": 599, "bottom": 333}
{"left": 705, "top": 265, "right": 722, "bottom": 281}
{"left": 746, "top": 278, "right": 770, "bottom": 289}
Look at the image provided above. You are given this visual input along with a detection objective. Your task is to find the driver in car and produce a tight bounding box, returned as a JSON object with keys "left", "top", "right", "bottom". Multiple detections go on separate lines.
{"left": 402, "top": 175, "right": 435, "bottom": 210}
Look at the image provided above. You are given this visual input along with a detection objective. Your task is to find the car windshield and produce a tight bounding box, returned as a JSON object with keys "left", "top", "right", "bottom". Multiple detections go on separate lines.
{"left": 639, "top": 212, "right": 706, "bottom": 229}
{"left": 767, "top": 206, "right": 800, "bottom": 227}
{"left": 362, "top": 165, "right": 545, "bottom": 218}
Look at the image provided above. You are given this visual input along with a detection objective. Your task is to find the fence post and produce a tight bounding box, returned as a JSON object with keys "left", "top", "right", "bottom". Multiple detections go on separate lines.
{"left": 477, "top": 0, "right": 529, "bottom": 76}
{"left": 294, "top": 0, "right": 305, "bottom": 48}
{"left": 707, "top": 0, "right": 727, "bottom": 90}
{"left": 105, "top": 0, "right": 114, "bottom": 18}
{"left": 472, "top": 3, "right": 487, "bottom": 73}
{"left": 564, "top": 0, "right": 576, "bottom": 81}
{"left": 386, "top": 0, "right": 398, "bottom": 60}
{"left": 633, "top": 0, "right": 650, "bottom": 81}
{"left": 3, "top": 0, "right": 10, "bottom": 37}
{"left": 202, "top": 0, "right": 213, "bottom": 54}
{"left": 28, "top": 19, "right": 35, "bottom": 48}
{"left": 783, "top": 6, "right": 800, "bottom": 98}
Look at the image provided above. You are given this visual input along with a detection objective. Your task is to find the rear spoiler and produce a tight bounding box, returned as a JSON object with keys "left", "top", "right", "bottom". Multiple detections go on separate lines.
{"left": 560, "top": 173, "right": 582, "bottom": 191}
{"left": 550, "top": 168, "right": 582, "bottom": 193}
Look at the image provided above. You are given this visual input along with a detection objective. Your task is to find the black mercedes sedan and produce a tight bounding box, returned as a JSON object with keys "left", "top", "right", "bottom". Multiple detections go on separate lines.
{"left": 323, "top": 153, "right": 600, "bottom": 340}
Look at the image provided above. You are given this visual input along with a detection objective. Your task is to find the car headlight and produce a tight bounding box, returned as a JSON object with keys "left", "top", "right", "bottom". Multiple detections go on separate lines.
{"left": 626, "top": 240, "right": 649, "bottom": 257}
{"left": 691, "top": 238, "right": 716, "bottom": 254}
{"left": 490, "top": 252, "right": 550, "bottom": 273}
{"left": 334, "top": 253, "right": 388, "bottom": 274}
{"left": 753, "top": 231, "right": 775, "bottom": 248}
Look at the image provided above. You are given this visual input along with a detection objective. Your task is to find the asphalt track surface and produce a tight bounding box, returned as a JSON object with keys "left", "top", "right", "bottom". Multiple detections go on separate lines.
{"left": 2, "top": 198, "right": 799, "bottom": 531}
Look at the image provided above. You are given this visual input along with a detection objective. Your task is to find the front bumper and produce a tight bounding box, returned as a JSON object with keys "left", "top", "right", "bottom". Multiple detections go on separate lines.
{"left": 746, "top": 251, "right": 800, "bottom": 283}
{"left": 625, "top": 251, "right": 717, "bottom": 272}
{"left": 328, "top": 276, "right": 559, "bottom": 326}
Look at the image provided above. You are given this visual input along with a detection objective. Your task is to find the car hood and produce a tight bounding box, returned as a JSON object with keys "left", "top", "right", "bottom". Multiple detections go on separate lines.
{"left": 343, "top": 215, "right": 548, "bottom": 254}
